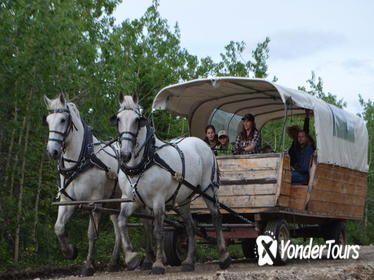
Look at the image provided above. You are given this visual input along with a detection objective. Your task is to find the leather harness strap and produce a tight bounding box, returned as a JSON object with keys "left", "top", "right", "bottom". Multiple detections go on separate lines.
{"left": 58, "top": 121, "right": 113, "bottom": 200}
{"left": 119, "top": 117, "right": 217, "bottom": 209}
{"left": 46, "top": 106, "right": 117, "bottom": 201}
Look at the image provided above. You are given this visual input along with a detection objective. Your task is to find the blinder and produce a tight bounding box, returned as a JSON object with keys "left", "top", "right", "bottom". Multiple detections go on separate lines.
{"left": 44, "top": 107, "right": 75, "bottom": 145}
{"left": 114, "top": 106, "right": 149, "bottom": 146}
{"left": 109, "top": 115, "right": 118, "bottom": 126}
{"left": 137, "top": 116, "right": 148, "bottom": 127}
{"left": 42, "top": 115, "right": 48, "bottom": 126}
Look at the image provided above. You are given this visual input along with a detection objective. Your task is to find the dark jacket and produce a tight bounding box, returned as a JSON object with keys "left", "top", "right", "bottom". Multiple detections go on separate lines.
{"left": 293, "top": 143, "right": 314, "bottom": 174}
{"left": 291, "top": 143, "right": 314, "bottom": 184}
{"left": 289, "top": 117, "right": 309, "bottom": 168}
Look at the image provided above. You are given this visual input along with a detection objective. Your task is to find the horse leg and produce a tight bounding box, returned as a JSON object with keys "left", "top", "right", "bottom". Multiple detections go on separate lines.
{"left": 141, "top": 217, "right": 154, "bottom": 270}
{"left": 54, "top": 205, "right": 78, "bottom": 259}
{"left": 203, "top": 195, "right": 232, "bottom": 269}
{"left": 178, "top": 204, "right": 195, "bottom": 271}
{"left": 81, "top": 211, "right": 101, "bottom": 276}
{"left": 118, "top": 201, "right": 142, "bottom": 270}
{"left": 151, "top": 205, "right": 166, "bottom": 274}
{"left": 108, "top": 214, "right": 122, "bottom": 271}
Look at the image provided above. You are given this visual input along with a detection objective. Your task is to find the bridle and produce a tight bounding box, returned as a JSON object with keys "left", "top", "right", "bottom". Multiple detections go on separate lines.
{"left": 43, "top": 107, "right": 77, "bottom": 148}
{"left": 110, "top": 106, "right": 148, "bottom": 150}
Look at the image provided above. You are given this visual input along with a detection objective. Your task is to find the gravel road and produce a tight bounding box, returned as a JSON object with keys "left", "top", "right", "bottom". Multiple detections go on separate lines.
{"left": 45, "top": 245, "right": 374, "bottom": 280}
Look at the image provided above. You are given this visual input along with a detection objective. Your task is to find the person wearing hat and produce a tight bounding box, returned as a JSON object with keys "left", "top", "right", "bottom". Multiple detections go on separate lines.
{"left": 233, "top": 113, "right": 261, "bottom": 155}
{"left": 216, "top": 130, "right": 232, "bottom": 156}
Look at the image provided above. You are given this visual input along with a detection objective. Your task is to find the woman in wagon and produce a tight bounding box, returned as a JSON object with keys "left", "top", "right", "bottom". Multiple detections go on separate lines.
{"left": 232, "top": 113, "right": 261, "bottom": 155}
{"left": 204, "top": 125, "right": 219, "bottom": 153}
{"left": 216, "top": 130, "right": 232, "bottom": 155}
{"left": 291, "top": 130, "right": 315, "bottom": 184}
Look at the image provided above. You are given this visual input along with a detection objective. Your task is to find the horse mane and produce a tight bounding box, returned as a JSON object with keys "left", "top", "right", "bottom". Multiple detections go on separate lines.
{"left": 120, "top": 96, "right": 139, "bottom": 111}
{"left": 67, "top": 103, "right": 81, "bottom": 121}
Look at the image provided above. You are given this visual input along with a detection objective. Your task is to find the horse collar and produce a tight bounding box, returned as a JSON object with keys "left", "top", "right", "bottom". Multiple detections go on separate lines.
{"left": 57, "top": 121, "right": 110, "bottom": 200}
{"left": 120, "top": 124, "right": 155, "bottom": 177}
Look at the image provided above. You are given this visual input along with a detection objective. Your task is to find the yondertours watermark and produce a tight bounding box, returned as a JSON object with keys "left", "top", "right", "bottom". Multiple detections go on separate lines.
{"left": 256, "top": 233, "right": 360, "bottom": 266}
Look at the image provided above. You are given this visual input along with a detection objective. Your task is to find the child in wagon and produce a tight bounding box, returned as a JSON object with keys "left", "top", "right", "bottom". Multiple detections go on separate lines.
{"left": 216, "top": 130, "right": 232, "bottom": 156}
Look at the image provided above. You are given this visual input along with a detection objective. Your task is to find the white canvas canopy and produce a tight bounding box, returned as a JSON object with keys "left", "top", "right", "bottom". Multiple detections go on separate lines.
{"left": 152, "top": 77, "right": 369, "bottom": 172}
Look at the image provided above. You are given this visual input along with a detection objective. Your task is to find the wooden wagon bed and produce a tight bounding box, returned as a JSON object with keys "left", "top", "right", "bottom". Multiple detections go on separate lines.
{"left": 190, "top": 153, "right": 368, "bottom": 222}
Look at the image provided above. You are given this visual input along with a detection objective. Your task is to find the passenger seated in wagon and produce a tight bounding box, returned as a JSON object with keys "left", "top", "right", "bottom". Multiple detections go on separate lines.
{"left": 204, "top": 125, "right": 219, "bottom": 155}
{"left": 291, "top": 130, "right": 315, "bottom": 184}
{"left": 215, "top": 130, "right": 232, "bottom": 156}
{"left": 232, "top": 113, "right": 261, "bottom": 155}
{"left": 288, "top": 109, "right": 312, "bottom": 168}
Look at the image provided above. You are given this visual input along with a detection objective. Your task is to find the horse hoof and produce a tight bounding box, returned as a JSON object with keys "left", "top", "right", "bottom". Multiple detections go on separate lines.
{"left": 127, "top": 254, "right": 142, "bottom": 270}
{"left": 181, "top": 263, "right": 195, "bottom": 272}
{"left": 151, "top": 266, "right": 165, "bottom": 275}
{"left": 107, "top": 263, "right": 122, "bottom": 272}
{"left": 141, "top": 262, "right": 153, "bottom": 270}
{"left": 219, "top": 255, "right": 232, "bottom": 270}
{"left": 64, "top": 245, "right": 78, "bottom": 260}
{"left": 81, "top": 266, "right": 95, "bottom": 277}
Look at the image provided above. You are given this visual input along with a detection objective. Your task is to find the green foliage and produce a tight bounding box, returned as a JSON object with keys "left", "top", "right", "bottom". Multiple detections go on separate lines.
{"left": 215, "top": 37, "right": 273, "bottom": 79}
{"left": 347, "top": 95, "right": 374, "bottom": 245}
{"left": 298, "top": 71, "right": 347, "bottom": 108}
{"left": 0, "top": 0, "right": 372, "bottom": 272}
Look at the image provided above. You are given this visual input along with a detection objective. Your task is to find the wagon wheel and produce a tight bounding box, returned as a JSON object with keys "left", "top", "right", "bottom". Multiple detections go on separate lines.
{"left": 241, "top": 238, "right": 257, "bottom": 259}
{"left": 321, "top": 220, "right": 346, "bottom": 245}
{"left": 264, "top": 219, "right": 290, "bottom": 265}
{"left": 164, "top": 230, "right": 188, "bottom": 266}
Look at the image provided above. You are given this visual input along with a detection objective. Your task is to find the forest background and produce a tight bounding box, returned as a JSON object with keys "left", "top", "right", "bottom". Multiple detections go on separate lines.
{"left": 0, "top": 0, "right": 373, "bottom": 271}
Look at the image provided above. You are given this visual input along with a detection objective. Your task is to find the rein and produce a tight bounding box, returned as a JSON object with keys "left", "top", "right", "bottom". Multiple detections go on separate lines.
{"left": 116, "top": 107, "right": 205, "bottom": 209}
{"left": 45, "top": 106, "right": 118, "bottom": 201}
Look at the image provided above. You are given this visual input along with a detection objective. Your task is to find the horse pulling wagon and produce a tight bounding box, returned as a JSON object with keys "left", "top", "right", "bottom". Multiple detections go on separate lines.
{"left": 47, "top": 77, "right": 368, "bottom": 274}
{"left": 151, "top": 77, "right": 369, "bottom": 265}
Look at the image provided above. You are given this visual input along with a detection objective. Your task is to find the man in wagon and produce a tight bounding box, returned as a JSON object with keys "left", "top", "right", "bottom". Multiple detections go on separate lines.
{"left": 291, "top": 130, "right": 315, "bottom": 184}
{"left": 232, "top": 113, "right": 261, "bottom": 154}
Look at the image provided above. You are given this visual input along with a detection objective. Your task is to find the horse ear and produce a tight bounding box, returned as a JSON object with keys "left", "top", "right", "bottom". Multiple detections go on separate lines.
{"left": 119, "top": 93, "right": 124, "bottom": 104}
{"left": 43, "top": 95, "right": 52, "bottom": 108}
{"left": 132, "top": 93, "right": 139, "bottom": 104}
{"left": 59, "top": 92, "right": 66, "bottom": 105}
{"left": 109, "top": 115, "right": 118, "bottom": 126}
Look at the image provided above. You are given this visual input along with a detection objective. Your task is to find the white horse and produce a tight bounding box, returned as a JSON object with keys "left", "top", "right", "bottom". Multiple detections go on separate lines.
{"left": 43, "top": 93, "right": 122, "bottom": 276}
{"left": 112, "top": 94, "right": 231, "bottom": 274}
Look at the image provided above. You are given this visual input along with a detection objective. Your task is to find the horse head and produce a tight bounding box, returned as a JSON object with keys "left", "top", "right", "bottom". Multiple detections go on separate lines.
{"left": 43, "top": 93, "right": 79, "bottom": 159}
{"left": 111, "top": 93, "right": 147, "bottom": 163}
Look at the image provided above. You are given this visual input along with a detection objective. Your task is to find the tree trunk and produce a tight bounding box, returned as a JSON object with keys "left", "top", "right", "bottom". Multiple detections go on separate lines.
{"left": 9, "top": 115, "right": 26, "bottom": 196}
{"left": 32, "top": 156, "right": 44, "bottom": 252}
{"left": 14, "top": 119, "right": 30, "bottom": 262}
{"left": 4, "top": 103, "right": 18, "bottom": 192}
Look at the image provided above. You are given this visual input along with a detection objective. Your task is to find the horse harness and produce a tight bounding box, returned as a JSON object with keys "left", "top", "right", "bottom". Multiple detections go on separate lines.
{"left": 117, "top": 107, "right": 219, "bottom": 209}
{"left": 43, "top": 107, "right": 77, "bottom": 148}
{"left": 44, "top": 107, "right": 119, "bottom": 201}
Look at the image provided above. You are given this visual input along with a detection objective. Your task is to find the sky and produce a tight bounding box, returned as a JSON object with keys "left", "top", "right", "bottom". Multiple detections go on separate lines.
{"left": 113, "top": 0, "right": 374, "bottom": 115}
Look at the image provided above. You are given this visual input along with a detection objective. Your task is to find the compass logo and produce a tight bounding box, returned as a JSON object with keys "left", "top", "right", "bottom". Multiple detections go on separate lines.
{"left": 256, "top": 234, "right": 277, "bottom": 266}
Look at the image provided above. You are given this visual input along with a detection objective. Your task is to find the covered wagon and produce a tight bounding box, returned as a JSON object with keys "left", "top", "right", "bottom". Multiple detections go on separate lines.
{"left": 152, "top": 77, "right": 369, "bottom": 264}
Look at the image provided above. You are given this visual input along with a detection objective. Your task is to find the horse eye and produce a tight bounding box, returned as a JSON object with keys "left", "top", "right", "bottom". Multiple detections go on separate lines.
{"left": 61, "top": 118, "right": 66, "bottom": 123}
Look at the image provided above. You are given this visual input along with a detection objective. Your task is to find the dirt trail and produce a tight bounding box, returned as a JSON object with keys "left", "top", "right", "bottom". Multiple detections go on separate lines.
{"left": 50, "top": 246, "right": 374, "bottom": 280}
{"left": 2, "top": 246, "right": 374, "bottom": 280}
